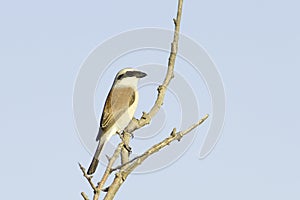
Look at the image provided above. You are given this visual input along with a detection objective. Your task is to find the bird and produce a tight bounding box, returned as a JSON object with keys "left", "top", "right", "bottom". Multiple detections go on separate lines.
{"left": 87, "top": 68, "right": 147, "bottom": 175}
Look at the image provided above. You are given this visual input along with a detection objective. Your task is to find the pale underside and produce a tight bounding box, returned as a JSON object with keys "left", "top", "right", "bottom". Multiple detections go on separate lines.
{"left": 96, "top": 86, "right": 138, "bottom": 141}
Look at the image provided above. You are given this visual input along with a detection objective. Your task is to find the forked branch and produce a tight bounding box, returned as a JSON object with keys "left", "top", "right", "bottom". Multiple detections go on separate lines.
{"left": 103, "top": 115, "right": 209, "bottom": 200}
{"left": 79, "top": 1, "right": 209, "bottom": 200}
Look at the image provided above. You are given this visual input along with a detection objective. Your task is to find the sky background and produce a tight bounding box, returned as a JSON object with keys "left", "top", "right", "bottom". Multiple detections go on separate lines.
{"left": 1, "top": 0, "right": 299, "bottom": 199}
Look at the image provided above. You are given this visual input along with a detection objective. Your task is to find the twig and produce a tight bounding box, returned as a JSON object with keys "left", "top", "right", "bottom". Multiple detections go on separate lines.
{"left": 111, "top": 155, "right": 139, "bottom": 172}
{"left": 104, "top": 114, "right": 208, "bottom": 200}
{"left": 79, "top": 163, "right": 96, "bottom": 191}
{"left": 79, "top": 142, "right": 124, "bottom": 200}
{"left": 123, "top": 114, "right": 209, "bottom": 173}
{"left": 96, "top": 142, "right": 124, "bottom": 196}
{"left": 112, "top": 114, "right": 209, "bottom": 172}
{"left": 81, "top": 192, "right": 89, "bottom": 200}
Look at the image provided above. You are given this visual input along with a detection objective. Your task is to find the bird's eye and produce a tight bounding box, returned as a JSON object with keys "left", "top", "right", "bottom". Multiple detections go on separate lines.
{"left": 117, "top": 74, "right": 124, "bottom": 80}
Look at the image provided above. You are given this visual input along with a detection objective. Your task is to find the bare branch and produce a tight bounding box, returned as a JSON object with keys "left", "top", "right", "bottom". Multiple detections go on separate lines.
{"left": 124, "top": 114, "right": 209, "bottom": 173}
{"left": 104, "top": 114, "right": 209, "bottom": 200}
{"left": 119, "top": 0, "right": 184, "bottom": 171}
{"left": 120, "top": 132, "right": 131, "bottom": 165}
{"left": 112, "top": 114, "right": 209, "bottom": 172}
{"left": 102, "top": 1, "right": 185, "bottom": 199}
{"left": 79, "top": 142, "right": 123, "bottom": 200}
{"left": 79, "top": 163, "right": 96, "bottom": 191}
{"left": 120, "top": 0, "right": 184, "bottom": 175}
{"left": 81, "top": 192, "right": 89, "bottom": 200}
{"left": 125, "top": 0, "right": 183, "bottom": 133}
{"left": 95, "top": 142, "right": 124, "bottom": 197}
{"left": 110, "top": 154, "right": 140, "bottom": 172}
{"left": 80, "top": 1, "right": 207, "bottom": 200}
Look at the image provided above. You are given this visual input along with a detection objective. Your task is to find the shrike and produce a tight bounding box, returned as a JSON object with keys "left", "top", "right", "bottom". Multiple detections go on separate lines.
{"left": 87, "top": 68, "right": 147, "bottom": 175}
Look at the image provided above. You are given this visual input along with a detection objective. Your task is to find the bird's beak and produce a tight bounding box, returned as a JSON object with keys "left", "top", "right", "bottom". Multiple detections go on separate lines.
{"left": 134, "top": 71, "right": 147, "bottom": 78}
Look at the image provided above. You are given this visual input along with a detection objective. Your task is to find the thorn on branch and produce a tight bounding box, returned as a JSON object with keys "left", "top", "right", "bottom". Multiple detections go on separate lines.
{"left": 79, "top": 162, "right": 84, "bottom": 170}
{"left": 158, "top": 85, "right": 166, "bottom": 92}
{"left": 170, "top": 128, "right": 177, "bottom": 137}
{"left": 141, "top": 112, "right": 151, "bottom": 123}
{"left": 105, "top": 155, "right": 110, "bottom": 162}
{"left": 173, "top": 18, "right": 177, "bottom": 25}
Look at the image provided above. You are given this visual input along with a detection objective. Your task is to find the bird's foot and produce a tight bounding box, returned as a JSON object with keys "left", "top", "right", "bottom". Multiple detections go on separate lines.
{"left": 129, "top": 132, "right": 134, "bottom": 139}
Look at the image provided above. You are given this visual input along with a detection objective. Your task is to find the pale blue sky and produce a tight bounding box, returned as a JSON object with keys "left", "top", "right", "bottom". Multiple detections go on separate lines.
{"left": 0, "top": 0, "right": 299, "bottom": 199}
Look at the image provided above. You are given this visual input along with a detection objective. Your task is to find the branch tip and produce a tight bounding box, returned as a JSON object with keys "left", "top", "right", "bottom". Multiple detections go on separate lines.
{"left": 170, "top": 128, "right": 177, "bottom": 137}
{"left": 81, "top": 192, "right": 89, "bottom": 200}
{"left": 78, "top": 163, "right": 84, "bottom": 170}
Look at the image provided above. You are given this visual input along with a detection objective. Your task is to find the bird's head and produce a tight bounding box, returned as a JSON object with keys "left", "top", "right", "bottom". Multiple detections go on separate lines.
{"left": 114, "top": 68, "right": 147, "bottom": 88}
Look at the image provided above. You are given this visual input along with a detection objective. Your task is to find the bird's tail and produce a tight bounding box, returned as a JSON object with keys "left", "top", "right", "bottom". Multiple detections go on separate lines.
{"left": 87, "top": 140, "right": 105, "bottom": 175}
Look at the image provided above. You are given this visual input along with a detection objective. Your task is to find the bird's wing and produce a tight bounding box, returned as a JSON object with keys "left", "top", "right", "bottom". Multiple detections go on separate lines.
{"left": 100, "top": 87, "right": 135, "bottom": 132}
